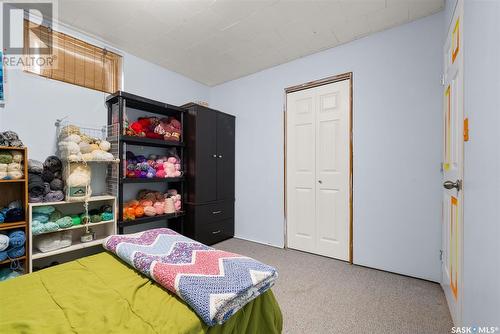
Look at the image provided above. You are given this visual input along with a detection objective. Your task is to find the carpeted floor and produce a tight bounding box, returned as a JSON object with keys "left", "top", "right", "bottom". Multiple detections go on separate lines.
{"left": 215, "top": 238, "right": 453, "bottom": 334}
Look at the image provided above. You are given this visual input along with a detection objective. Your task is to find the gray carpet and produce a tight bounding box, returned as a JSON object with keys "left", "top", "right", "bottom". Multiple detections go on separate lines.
{"left": 215, "top": 238, "right": 453, "bottom": 334}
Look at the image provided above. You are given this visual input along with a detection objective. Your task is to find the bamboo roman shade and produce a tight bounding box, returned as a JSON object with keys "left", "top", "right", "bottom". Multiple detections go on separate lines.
{"left": 24, "top": 20, "right": 122, "bottom": 94}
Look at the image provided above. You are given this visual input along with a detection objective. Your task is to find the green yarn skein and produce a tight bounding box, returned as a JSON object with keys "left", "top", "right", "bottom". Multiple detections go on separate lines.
{"left": 0, "top": 153, "right": 13, "bottom": 164}
{"left": 32, "top": 224, "right": 44, "bottom": 235}
{"left": 42, "top": 222, "right": 59, "bottom": 233}
{"left": 71, "top": 215, "right": 81, "bottom": 226}
{"left": 55, "top": 216, "right": 73, "bottom": 229}
{"left": 80, "top": 214, "right": 90, "bottom": 224}
{"left": 33, "top": 206, "right": 56, "bottom": 215}
{"left": 49, "top": 210, "right": 63, "bottom": 222}
{"left": 90, "top": 214, "right": 102, "bottom": 223}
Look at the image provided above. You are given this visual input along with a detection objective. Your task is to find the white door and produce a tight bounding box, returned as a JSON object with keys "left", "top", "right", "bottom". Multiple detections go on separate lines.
{"left": 442, "top": 0, "right": 463, "bottom": 325}
{"left": 286, "top": 79, "right": 351, "bottom": 261}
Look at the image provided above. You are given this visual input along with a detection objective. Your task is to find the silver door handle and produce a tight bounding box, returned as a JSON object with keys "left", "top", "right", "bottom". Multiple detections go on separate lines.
{"left": 218, "top": 155, "right": 223, "bottom": 158}
{"left": 212, "top": 210, "right": 222, "bottom": 215}
{"left": 443, "top": 180, "right": 462, "bottom": 191}
{"left": 212, "top": 230, "right": 221, "bottom": 234}
{"left": 212, "top": 154, "right": 217, "bottom": 158}
{"left": 318, "top": 180, "right": 322, "bottom": 184}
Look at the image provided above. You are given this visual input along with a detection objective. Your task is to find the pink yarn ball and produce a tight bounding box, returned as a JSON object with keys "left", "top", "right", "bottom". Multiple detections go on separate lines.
{"left": 156, "top": 169, "right": 166, "bottom": 178}
{"left": 140, "top": 200, "right": 153, "bottom": 207}
{"left": 167, "top": 157, "right": 177, "bottom": 164}
{"left": 144, "top": 206, "right": 156, "bottom": 216}
{"left": 153, "top": 202, "right": 164, "bottom": 215}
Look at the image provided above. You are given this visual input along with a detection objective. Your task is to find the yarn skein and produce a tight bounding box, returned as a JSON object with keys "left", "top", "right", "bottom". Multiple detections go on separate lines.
{"left": 43, "top": 156, "right": 63, "bottom": 173}
{"left": 44, "top": 190, "right": 64, "bottom": 202}
{"left": 0, "top": 235, "right": 9, "bottom": 251}
{"left": 8, "top": 230, "right": 26, "bottom": 248}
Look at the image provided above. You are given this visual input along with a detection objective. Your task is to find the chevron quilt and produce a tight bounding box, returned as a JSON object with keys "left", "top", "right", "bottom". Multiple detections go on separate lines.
{"left": 103, "top": 228, "right": 278, "bottom": 326}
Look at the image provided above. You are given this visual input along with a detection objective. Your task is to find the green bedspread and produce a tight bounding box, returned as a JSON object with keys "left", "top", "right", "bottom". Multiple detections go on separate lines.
{"left": 0, "top": 252, "right": 282, "bottom": 334}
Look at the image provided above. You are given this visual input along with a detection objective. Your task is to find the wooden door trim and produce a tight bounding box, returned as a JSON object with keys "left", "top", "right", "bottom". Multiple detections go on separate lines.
{"left": 284, "top": 72, "right": 354, "bottom": 264}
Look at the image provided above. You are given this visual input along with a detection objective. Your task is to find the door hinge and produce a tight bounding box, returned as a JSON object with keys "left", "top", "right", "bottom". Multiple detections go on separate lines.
{"left": 439, "top": 249, "right": 443, "bottom": 262}
{"left": 440, "top": 74, "right": 445, "bottom": 86}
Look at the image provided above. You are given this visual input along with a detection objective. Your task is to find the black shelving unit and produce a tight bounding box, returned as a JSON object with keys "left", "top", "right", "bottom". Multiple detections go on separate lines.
{"left": 106, "top": 91, "right": 186, "bottom": 234}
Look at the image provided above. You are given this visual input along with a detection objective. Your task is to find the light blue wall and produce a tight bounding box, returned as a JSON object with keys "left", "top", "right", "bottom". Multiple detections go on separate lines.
{"left": 210, "top": 13, "right": 444, "bottom": 281}
{"left": 462, "top": 0, "right": 500, "bottom": 326}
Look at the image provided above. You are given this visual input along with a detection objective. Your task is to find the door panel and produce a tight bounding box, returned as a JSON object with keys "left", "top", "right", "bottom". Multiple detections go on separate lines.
{"left": 286, "top": 79, "right": 350, "bottom": 260}
{"left": 216, "top": 113, "right": 235, "bottom": 201}
{"left": 442, "top": 0, "right": 463, "bottom": 326}
{"left": 287, "top": 93, "right": 316, "bottom": 252}
{"left": 195, "top": 108, "right": 218, "bottom": 203}
{"left": 315, "top": 81, "right": 350, "bottom": 260}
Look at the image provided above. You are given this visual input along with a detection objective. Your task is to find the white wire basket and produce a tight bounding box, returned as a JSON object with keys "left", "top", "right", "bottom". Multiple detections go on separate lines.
{"left": 55, "top": 120, "right": 120, "bottom": 202}
{"left": 55, "top": 120, "right": 120, "bottom": 163}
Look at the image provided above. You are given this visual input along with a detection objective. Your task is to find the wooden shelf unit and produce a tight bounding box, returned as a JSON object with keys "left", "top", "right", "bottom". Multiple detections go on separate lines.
{"left": 0, "top": 146, "right": 29, "bottom": 274}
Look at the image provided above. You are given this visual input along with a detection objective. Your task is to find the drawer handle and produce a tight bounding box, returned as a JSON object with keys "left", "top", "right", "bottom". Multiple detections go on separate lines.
{"left": 212, "top": 210, "right": 222, "bottom": 215}
{"left": 212, "top": 230, "right": 221, "bottom": 235}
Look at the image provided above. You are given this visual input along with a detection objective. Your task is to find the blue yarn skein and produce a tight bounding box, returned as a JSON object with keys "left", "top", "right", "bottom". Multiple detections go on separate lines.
{"left": 32, "top": 213, "right": 49, "bottom": 224}
{"left": 0, "top": 267, "right": 21, "bottom": 281}
{"left": 7, "top": 246, "right": 25, "bottom": 258}
{"left": 8, "top": 230, "right": 25, "bottom": 248}
{"left": 0, "top": 212, "right": 4, "bottom": 224}
{"left": 0, "top": 250, "right": 7, "bottom": 262}
{"left": 101, "top": 212, "right": 113, "bottom": 221}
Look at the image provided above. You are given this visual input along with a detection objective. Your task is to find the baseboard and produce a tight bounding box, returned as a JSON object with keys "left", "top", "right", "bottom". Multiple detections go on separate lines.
{"left": 353, "top": 262, "right": 441, "bottom": 284}
{"left": 232, "top": 235, "right": 284, "bottom": 249}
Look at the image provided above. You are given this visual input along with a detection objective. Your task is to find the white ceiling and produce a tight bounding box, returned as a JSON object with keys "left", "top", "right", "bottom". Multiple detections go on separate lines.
{"left": 58, "top": 0, "right": 444, "bottom": 86}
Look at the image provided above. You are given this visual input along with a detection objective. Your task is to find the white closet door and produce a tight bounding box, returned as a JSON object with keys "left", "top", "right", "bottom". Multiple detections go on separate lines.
{"left": 286, "top": 79, "right": 350, "bottom": 261}
{"left": 315, "top": 80, "right": 350, "bottom": 260}
{"left": 286, "top": 89, "right": 316, "bottom": 253}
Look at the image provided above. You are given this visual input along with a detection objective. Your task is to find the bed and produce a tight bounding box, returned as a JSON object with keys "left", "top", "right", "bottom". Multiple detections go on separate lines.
{"left": 0, "top": 251, "right": 282, "bottom": 334}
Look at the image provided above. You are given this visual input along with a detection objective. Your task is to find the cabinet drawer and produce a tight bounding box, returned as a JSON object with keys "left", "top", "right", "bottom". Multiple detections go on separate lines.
{"left": 196, "top": 201, "right": 234, "bottom": 225}
{"left": 198, "top": 218, "right": 234, "bottom": 245}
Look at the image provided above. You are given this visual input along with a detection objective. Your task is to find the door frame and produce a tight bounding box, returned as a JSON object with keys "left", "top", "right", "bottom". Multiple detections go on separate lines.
{"left": 283, "top": 72, "right": 353, "bottom": 263}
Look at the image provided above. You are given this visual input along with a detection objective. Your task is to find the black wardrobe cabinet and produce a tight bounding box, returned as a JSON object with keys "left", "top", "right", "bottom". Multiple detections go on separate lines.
{"left": 182, "top": 103, "right": 235, "bottom": 245}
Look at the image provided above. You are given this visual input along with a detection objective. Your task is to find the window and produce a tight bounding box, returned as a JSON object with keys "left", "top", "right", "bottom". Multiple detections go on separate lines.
{"left": 24, "top": 20, "right": 122, "bottom": 94}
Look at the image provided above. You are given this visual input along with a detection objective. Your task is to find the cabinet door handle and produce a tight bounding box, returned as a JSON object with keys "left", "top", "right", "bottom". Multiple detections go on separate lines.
{"left": 212, "top": 230, "right": 221, "bottom": 235}
{"left": 218, "top": 155, "right": 223, "bottom": 159}
{"left": 212, "top": 210, "right": 222, "bottom": 215}
{"left": 212, "top": 154, "right": 217, "bottom": 158}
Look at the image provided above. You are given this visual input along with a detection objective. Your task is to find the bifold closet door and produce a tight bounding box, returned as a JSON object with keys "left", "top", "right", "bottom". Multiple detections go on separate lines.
{"left": 286, "top": 79, "right": 350, "bottom": 261}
